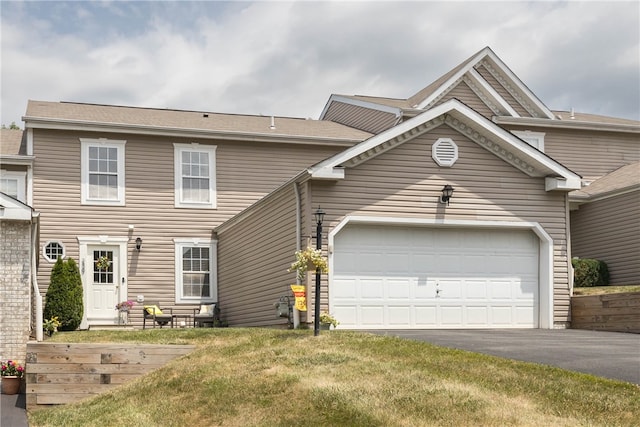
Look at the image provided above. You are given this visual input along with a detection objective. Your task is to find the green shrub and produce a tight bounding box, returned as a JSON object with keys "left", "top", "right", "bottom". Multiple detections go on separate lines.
{"left": 572, "top": 258, "right": 610, "bottom": 287}
{"left": 44, "top": 257, "right": 84, "bottom": 331}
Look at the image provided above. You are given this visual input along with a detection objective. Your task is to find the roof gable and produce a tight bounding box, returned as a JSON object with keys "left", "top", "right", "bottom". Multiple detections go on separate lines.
{"left": 410, "top": 47, "right": 555, "bottom": 119}
{"left": 308, "top": 99, "right": 580, "bottom": 191}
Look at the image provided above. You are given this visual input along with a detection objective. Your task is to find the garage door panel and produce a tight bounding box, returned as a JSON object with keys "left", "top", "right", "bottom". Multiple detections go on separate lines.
{"left": 332, "top": 278, "right": 357, "bottom": 299}
{"left": 387, "top": 278, "right": 412, "bottom": 299}
{"left": 360, "top": 278, "right": 384, "bottom": 299}
{"left": 332, "top": 225, "right": 539, "bottom": 329}
{"left": 360, "top": 306, "right": 385, "bottom": 326}
{"left": 467, "top": 306, "right": 489, "bottom": 325}
{"left": 465, "top": 280, "right": 488, "bottom": 299}
{"left": 414, "top": 306, "right": 437, "bottom": 326}
{"left": 440, "top": 306, "right": 463, "bottom": 325}
{"left": 388, "top": 306, "right": 411, "bottom": 326}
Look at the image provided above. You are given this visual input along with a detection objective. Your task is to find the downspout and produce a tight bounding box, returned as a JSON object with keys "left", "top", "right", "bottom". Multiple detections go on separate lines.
{"left": 292, "top": 182, "right": 302, "bottom": 328}
{"left": 31, "top": 212, "right": 43, "bottom": 341}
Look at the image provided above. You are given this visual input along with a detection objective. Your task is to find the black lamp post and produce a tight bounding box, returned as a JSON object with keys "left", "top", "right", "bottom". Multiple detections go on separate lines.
{"left": 313, "top": 206, "right": 325, "bottom": 337}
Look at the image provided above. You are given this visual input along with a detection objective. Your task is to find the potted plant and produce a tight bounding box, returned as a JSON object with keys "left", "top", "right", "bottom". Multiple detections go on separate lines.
{"left": 115, "top": 300, "right": 135, "bottom": 312}
{"left": 288, "top": 247, "right": 329, "bottom": 280}
{"left": 43, "top": 316, "right": 61, "bottom": 337}
{"left": 319, "top": 312, "right": 339, "bottom": 330}
{"left": 1, "top": 360, "right": 25, "bottom": 395}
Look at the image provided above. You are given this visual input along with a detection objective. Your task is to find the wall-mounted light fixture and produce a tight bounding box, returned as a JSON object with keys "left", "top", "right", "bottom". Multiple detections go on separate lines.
{"left": 135, "top": 237, "right": 142, "bottom": 251}
{"left": 440, "top": 184, "right": 454, "bottom": 206}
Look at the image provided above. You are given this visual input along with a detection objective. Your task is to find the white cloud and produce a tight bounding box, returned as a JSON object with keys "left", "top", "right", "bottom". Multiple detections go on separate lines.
{"left": 1, "top": 1, "right": 638, "bottom": 128}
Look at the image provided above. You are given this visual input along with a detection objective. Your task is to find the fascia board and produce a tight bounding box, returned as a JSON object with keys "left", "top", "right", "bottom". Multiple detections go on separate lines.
{"left": 467, "top": 68, "right": 520, "bottom": 117}
{"left": 22, "top": 118, "right": 361, "bottom": 147}
{"left": 493, "top": 116, "right": 640, "bottom": 134}
{"left": 568, "top": 184, "right": 640, "bottom": 203}
{"left": 484, "top": 50, "right": 555, "bottom": 120}
{"left": 0, "top": 192, "right": 33, "bottom": 220}
{"left": 447, "top": 102, "right": 581, "bottom": 182}
{"left": 311, "top": 99, "right": 580, "bottom": 183}
{"left": 416, "top": 48, "right": 491, "bottom": 110}
{"left": 0, "top": 155, "right": 35, "bottom": 165}
{"left": 320, "top": 95, "right": 403, "bottom": 119}
{"left": 309, "top": 101, "right": 455, "bottom": 178}
{"left": 545, "top": 177, "right": 582, "bottom": 191}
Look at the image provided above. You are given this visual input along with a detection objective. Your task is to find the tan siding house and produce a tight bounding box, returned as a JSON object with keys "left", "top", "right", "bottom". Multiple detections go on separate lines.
{"left": 21, "top": 46, "right": 639, "bottom": 335}
{"left": 217, "top": 100, "right": 581, "bottom": 329}
{"left": 27, "top": 102, "right": 370, "bottom": 329}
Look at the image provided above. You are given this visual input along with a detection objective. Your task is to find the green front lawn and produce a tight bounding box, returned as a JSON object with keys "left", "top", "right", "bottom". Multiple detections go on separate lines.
{"left": 574, "top": 285, "right": 640, "bottom": 296}
{"left": 30, "top": 329, "right": 639, "bottom": 426}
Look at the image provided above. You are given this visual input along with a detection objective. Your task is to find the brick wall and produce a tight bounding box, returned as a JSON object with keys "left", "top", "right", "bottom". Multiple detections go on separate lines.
{"left": 0, "top": 219, "right": 32, "bottom": 363}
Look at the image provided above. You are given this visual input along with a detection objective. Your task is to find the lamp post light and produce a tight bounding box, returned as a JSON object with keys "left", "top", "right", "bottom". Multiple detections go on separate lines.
{"left": 313, "top": 206, "right": 325, "bottom": 337}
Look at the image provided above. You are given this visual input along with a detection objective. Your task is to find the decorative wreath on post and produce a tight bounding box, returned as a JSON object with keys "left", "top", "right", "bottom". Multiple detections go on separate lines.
{"left": 96, "top": 256, "right": 110, "bottom": 271}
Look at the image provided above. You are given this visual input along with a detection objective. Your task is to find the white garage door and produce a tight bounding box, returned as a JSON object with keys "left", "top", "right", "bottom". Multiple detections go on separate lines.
{"left": 331, "top": 225, "right": 539, "bottom": 329}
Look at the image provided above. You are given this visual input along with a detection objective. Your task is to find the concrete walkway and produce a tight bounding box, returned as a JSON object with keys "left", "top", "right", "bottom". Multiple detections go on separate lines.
{"left": 368, "top": 329, "right": 640, "bottom": 385}
{"left": 1, "top": 393, "right": 28, "bottom": 427}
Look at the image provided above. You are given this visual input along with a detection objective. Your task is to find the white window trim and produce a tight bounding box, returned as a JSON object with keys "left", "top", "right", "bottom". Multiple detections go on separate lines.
{"left": 512, "top": 130, "right": 545, "bottom": 152}
{"left": 42, "top": 240, "right": 66, "bottom": 263}
{"left": 80, "top": 138, "right": 126, "bottom": 206}
{"left": 174, "top": 143, "right": 217, "bottom": 209}
{"left": 0, "top": 170, "right": 27, "bottom": 202}
{"left": 174, "top": 238, "right": 217, "bottom": 304}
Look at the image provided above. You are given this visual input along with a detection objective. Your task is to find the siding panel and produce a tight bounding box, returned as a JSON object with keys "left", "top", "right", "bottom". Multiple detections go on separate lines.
{"left": 571, "top": 192, "right": 640, "bottom": 285}
{"left": 323, "top": 102, "right": 397, "bottom": 134}
{"left": 434, "top": 81, "right": 495, "bottom": 119}
{"left": 217, "top": 184, "right": 299, "bottom": 327}
{"left": 475, "top": 65, "right": 532, "bottom": 117}
{"left": 507, "top": 126, "right": 640, "bottom": 181}
{"left": 32, "top": 129, "right": 343, "bottom": 327}
{"left": 310, "top": 124, "right": 571, "bottom": 324}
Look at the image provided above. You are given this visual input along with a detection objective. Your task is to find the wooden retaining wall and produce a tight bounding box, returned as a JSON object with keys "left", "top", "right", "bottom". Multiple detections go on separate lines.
{"left": 25, "top": 342, "right": 195, "bottom": 409}
{"left": 571, "top": 292, "right": 640, "bottom": 333}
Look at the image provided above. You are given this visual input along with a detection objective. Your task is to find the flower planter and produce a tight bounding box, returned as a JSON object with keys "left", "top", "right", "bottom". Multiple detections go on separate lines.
{"left": 320, "top": 323, "right": 331, "bottom": 331}
{"left": 1, "top": 376, "right": 22, "bottom": 395}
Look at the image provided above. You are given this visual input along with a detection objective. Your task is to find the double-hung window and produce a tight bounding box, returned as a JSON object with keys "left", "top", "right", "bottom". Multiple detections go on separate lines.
{"left": 174, "top": 143, "right": 216, "bottom": 208}
{"left": 80, "top": 138, "right": 126, "bottom": 205}
{"left": 0, "top": 171, "right": 26, "bottom": 202}
{"left": 174, "top": 239, "right": 217, "bottom": 303}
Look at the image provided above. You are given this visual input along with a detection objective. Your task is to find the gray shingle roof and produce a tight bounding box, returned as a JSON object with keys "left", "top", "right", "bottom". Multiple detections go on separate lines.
{"left": 571, "top": 161, "right": 640, "bottom": 199}
{"left": 24, "top": 100, "right": 372, "bottom": 142}
{"left": 0, "top": 129, "right": 25, "bottom": 155}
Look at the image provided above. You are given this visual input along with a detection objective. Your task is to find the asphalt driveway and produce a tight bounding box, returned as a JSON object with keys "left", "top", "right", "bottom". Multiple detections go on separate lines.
{"left": 367, "top": 329, "right": 640, "bottom": 385}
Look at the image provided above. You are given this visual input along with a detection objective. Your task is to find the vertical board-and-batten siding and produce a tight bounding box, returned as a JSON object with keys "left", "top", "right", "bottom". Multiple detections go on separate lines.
{"left": 323, "top": 102, "right": 398, "bottom": 134}
{"left": 311, "top": 123, "right": 571, "bottom": 324}
{"left": 217, "top": 183, "right": 300, "bottom": 327}
{"left": 32, "top": 129, "right": 344, "bottom": 326}
{"left": 571, "top": 192, "right": 640, "bottom": 285}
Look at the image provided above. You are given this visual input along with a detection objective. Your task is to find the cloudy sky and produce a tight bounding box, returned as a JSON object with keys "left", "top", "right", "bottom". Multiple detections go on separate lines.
{"left": 1, "top": 1, "right": 638, "bottom": 128}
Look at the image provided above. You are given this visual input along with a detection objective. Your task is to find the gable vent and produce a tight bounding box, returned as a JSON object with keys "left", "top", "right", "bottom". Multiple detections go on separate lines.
{"left": 432, "top": 138, "right": 458, "bottom": 167}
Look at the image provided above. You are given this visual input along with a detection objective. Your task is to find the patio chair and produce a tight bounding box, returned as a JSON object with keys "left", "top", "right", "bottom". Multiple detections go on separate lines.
{"left": 142, "top": 302, "right": 173, "bottom": 329}
{"left": 193, "top": 303, "right": 220, "bottom": 328}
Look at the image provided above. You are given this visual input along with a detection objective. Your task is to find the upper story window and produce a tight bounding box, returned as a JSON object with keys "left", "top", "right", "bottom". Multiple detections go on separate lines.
{"left": 0, "top": 171, "right": 26, "bottom": 203}
{"left": 174, "top": 143, "right": 217, "bottom": 209}
{"left": 43, "top": 241, "right": 65, "bottom": 262}
{"left": 513, "top": 131, "right": 545, "bottom": 152}
{"left": 80, "top": 138, "right": 126, "bottom": 205}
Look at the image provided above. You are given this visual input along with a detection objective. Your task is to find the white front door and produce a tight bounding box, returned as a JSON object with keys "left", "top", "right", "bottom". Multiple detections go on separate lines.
{"left": 86, "top": 245, "right": 120, "bottom": 324}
